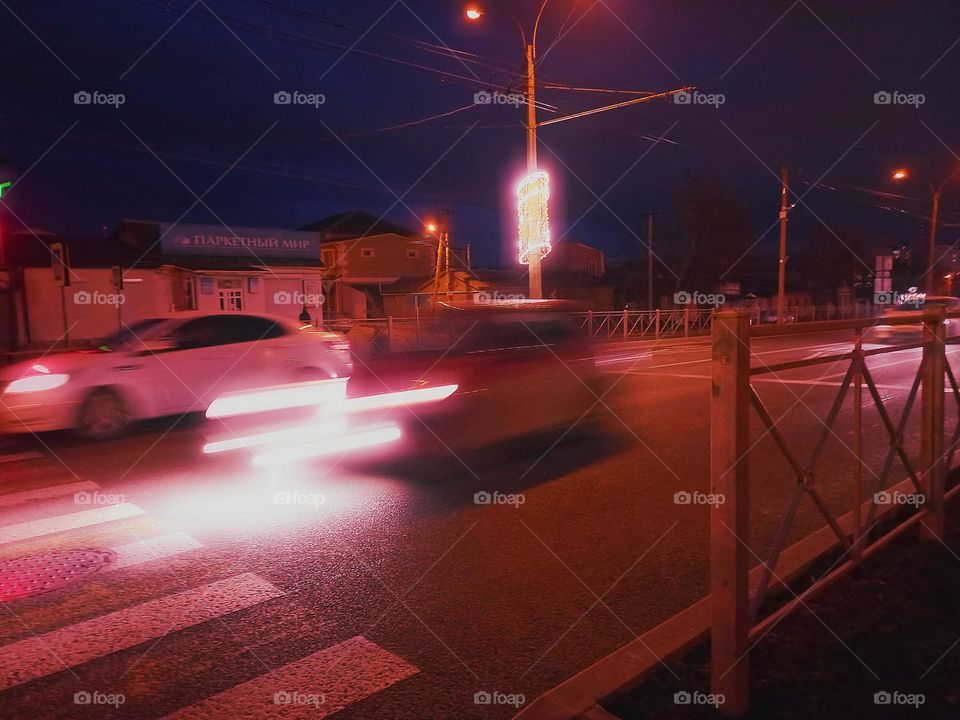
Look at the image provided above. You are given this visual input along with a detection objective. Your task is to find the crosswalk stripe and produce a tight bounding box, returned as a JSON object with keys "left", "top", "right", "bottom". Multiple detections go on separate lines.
{"left": 0, "top": 503, "right": 145, "bottom": 545}
{"left": 165, "top": 635, "right": 418, "bottom": 719}
{"left": 0, "top": 451, "right": 44, "bottom": 464}
{"left": 0, "top": 481, "right": 99, "bottom": 508}
{"left": 0, "top": 572, "right": 283, "bottom": 691}
{"left": 107, "top": 532, "right": 203, "bottom": 571}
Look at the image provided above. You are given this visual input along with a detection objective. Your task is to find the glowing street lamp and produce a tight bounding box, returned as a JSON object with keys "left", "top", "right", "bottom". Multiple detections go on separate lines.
{"left": 465, "top": 7, "right": 483, "bottom": 20}
{"left": 425, "top": 222, "right": 438, "bottom": 234}
{"left": 892, "top": 166, "right": 959, "bottom": 294}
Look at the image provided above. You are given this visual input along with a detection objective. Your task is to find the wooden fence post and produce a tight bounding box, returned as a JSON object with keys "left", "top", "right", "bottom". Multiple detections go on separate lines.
{"left": 920, "top": 304, "right": 946, "bottom": 541}
{"left": 711, "top": 310, "right": 751, "bottom": 715}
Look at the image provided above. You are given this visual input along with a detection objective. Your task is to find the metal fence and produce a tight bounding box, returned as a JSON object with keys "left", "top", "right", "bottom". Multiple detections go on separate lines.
{"left": 324, "top": 305, "right": 878, "bottom": 352}
{"left": 708, "top": 307, "right": 958, "bottom": 714}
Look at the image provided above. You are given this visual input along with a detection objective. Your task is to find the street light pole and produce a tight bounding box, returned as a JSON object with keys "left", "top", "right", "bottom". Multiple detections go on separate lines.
{"left": 892, "top": 168, "right": 956, "bottom": 295}
{"left": 525, "top": 42, "right": 542, "bottom": 299}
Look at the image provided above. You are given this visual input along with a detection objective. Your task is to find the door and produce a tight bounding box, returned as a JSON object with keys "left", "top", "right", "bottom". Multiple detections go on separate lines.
{"left": 150, "top": 315, "right": 284, "bottom": 413}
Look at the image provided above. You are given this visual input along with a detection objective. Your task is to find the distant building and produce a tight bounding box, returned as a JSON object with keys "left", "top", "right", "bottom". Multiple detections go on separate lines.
{"left": 543, "top": 240, "right": 605, "bottom": 277}
{"left": 301, "top": 210, "right": 437, "bottom": 318}
{"left": 3, "top": 221, "right": 325, "bottom": 350}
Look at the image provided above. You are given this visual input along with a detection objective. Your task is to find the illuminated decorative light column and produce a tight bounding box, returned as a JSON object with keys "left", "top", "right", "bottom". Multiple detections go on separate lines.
{"left": 517, "top": 170, "right": 551, "bottom": 285}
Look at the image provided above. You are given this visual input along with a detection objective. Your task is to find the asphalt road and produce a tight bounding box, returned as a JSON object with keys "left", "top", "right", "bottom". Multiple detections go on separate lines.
{"left": 0, "top": 327, "right": 951, "bottom": 719}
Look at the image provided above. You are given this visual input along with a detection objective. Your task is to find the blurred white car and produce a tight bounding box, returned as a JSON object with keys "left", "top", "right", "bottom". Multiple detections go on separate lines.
{"left": 0, "top": 312, "right": 352, "bottom": 439}
{"left": 871, "top": 296, "right": 960, "bottom": 342}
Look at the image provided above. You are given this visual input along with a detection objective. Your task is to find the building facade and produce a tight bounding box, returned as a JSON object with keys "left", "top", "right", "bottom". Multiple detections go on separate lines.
{"left": 4, "top": 221, "right": 325, "bottom": 350}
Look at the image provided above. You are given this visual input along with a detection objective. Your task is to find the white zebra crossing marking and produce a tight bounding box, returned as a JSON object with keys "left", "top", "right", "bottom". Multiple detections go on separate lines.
{"left": 107, "top": 532, "right": 203, "bottom": 571}
{"left": 0, "top": 451, "right": 43, "bottom": 464}
{"left": 0, "top": 481, "right": 99, "bottom": 508}
{"left": 165, "top": 635, "right": 418, "bottom": 719}
{"left": 0, "top": 572, "right": 283, "bottom": 691}
{"left": 0, "top": 503, "right": 145, "bottom": 545}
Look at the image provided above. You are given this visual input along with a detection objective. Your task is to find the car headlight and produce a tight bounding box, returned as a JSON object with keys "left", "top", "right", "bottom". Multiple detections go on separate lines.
{"left": 4, "top": 368, "right": 70, "bottom": 394}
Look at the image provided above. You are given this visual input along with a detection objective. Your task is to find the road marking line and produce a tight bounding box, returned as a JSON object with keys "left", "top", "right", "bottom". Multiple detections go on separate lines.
{"left": 0, "top": 503, "right": 145, "bottom": 545}
{"left": 0, "top": 481, "right": 99, "bottom": 508}
{"left": 0, "top": 451, "right": 43, "bottom": 464}
{"left": 165, "top": 635, "right": 418, "bottom": 719}
{"left": 107, "top": 532, "right": 203, "bottom": 571}
{"left": 0, "top": 572, "right": 283, "bottom": 691}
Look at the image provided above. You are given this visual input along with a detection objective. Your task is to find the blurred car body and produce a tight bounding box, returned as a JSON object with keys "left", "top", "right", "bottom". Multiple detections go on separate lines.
{"left": 0, "top": 312, "right": 352, "bottom": 439}
{"left": 350, "top": 304, "right": 599, "bottom": 454}
{"left": 870, "top": 296, "right": 960, "bottom": 342}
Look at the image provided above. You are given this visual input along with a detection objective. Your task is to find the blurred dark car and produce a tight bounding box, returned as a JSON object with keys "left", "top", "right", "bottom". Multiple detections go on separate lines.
{"left": 350, "top": 303, "right": 599, "bottom": 455}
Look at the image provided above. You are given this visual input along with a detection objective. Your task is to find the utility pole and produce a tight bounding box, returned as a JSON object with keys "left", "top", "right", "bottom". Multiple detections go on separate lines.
{"left": 777, "top": 165, "right": 789, "bottom": 324}
{"left": 525, "top": 42, "right": 543, "bottom": 299}
{"left": 646, "top": 213, "right": 655, "bottom": 310}
{"left": 927, "top": 188, "right": 940, "bottom": 295}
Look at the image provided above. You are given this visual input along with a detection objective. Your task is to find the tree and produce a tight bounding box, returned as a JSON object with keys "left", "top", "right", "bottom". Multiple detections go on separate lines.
{"left": 670, "top": 175, "right": 752, "bottom": 294}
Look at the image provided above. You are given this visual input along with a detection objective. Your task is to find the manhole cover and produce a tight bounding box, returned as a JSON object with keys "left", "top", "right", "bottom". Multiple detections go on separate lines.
{"left": 0, "top": 549, "right": 115, "bottom": 601}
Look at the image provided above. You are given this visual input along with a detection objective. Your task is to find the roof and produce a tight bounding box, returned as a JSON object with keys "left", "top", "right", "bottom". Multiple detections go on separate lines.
{"left": 5, "top": 233, "right": 156, "bottom": 268}
{"left": 5, "top": 232, "right": 321, "bottom": 270}
{"left": 299, "top": 210, "right": 416, "bottom": 240}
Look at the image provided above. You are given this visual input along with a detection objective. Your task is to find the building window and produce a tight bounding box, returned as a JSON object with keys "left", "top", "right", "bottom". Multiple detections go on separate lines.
{"left": 321, "top": 248, "right": 335, "bottom": 269}
{"left": 360, "top": 247, "right": 375, "bottom": 258}
{"left": 406, "top": 248, "right": 419, "bottom": 259}
{"left": 217, "top": 278, "right": 243, "bottom": 312}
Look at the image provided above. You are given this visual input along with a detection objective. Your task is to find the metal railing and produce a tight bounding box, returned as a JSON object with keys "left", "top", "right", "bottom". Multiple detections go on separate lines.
{"left": 709, "top": 307, "right": 958, "bottom": 714}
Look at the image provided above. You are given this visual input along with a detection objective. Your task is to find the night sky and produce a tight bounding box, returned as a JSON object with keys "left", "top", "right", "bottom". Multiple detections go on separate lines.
{"left": 2, "top": 0, "right": 958, "bottom": 272}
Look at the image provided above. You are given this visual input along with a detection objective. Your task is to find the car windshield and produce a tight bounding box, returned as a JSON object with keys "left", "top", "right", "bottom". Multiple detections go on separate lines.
{"left": 96, "top": 318, "right": 168, "bottom": 351}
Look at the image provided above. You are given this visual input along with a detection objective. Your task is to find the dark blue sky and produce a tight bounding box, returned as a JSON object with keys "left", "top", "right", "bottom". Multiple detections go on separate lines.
{"left": 2, "top": 0, "right": 958, "bottom": 270}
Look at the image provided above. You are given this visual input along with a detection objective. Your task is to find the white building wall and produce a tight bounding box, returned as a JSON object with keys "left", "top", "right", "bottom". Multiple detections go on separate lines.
{"left": 24, "top": 267, "right": 171, "bottom": 345}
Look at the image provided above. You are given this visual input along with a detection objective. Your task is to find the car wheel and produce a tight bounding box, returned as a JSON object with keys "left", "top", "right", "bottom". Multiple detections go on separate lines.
{"left": 76, "top": 388, "right": 131, "bottom": 440}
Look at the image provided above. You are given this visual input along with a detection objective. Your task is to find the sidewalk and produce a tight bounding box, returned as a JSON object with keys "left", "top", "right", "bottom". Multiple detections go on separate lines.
{"left": 605, "top": 499, "right": 960, "bottom": 719}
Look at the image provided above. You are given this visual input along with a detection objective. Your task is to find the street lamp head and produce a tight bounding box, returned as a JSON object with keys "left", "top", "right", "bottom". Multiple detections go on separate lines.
{"left": 465, "top": 7, "right": 483, "bottom": 20}
{"left": 426, "top": 222, "right": 438, "bottom": 234}
{"left": 892, "top": 168, "right": 909, "bottom": 181}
